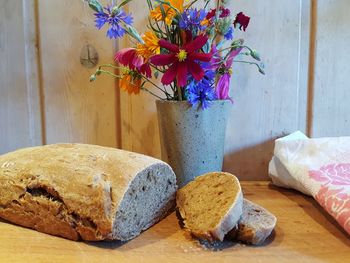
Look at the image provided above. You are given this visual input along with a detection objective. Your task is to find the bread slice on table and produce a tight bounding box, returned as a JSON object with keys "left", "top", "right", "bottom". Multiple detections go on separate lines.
{"left": 176, "top": 172, "right": 243, "bottom": 241}
{"left": 227, "top": 198, "right": 277, "bottom": 245}
{"left": 0, "top": 144, "right": 177, "bottom": 241}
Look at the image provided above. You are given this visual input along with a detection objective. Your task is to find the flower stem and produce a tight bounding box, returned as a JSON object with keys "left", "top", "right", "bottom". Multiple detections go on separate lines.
{"left": 177, "top": 85, "right": 183, "bottom": 101}
{"left": 141, "top": 87, "right": 165, "bottom": 100}
{"left": 233, "top": 60, "right": 265, "bottom": 74}
{"left": 139, "top": 74, "right": 172, "bottom": 98}
{"left": 97, "top": 69, "right": 122, "bottom": 78}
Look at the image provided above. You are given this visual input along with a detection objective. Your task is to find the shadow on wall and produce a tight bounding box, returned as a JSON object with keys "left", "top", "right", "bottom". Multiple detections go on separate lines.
{"left": 223, "top": 138, "right": 277, "bottom": 181}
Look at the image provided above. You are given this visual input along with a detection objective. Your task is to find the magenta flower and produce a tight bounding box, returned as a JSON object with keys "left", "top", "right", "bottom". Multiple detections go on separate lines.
{"left": 115, "top": 48, "right": 151, "bottom": 77}
{"left": 216, "top": 73, "right": 231, "bottom": 100}
{"left": 216, "top": 47, "right": 242, "bottom": 100}
{"left": 150, "top": 35, "right": 212, "bottom": 87}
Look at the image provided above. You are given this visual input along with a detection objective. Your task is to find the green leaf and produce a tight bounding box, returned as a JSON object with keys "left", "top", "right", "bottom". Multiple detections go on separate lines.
{"left": 87, "top": 0, "right": 103, "bottom": 13}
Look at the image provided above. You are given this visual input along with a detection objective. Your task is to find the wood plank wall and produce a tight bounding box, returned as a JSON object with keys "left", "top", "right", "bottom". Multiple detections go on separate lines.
{"left": 0, "top": 0, "right": 41, "bottom": 153}
{"left": 0, "top": 0, "right": 118, "bottom": 154}
{"left": 0, "top": 0, "right": 349, "bottom": 179}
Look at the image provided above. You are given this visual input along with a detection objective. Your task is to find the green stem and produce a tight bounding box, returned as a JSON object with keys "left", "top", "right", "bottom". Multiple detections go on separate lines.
{"left": 97, "top": 69, "right": 122, "bottom": 78}
{"left": 141, "top": 87, "right": 165, "bottom": 100}
{"left": 157, "top": 0, "right": 181, "bottom": 15}
{"left": 187, "top": 0, "right": 200, "bottom": 9}
{"left": 150, "top": 64, "right": 166, "bottom": 74}
{"left": 139, "top": 75, "right": 171, "bottom": 98}
{"left": 176, "top": 85, "right": 182, "bottom": 101}
{"left": 146, "top": 0, "right": 153, "bottom": 10}
{"left": 233, "top": 60, "right": 265, "bottom": 73}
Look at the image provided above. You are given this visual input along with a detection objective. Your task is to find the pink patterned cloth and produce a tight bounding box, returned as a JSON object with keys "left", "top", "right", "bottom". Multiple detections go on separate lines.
{"left": 269, "top": 131, "right": 350, "bottom": 235}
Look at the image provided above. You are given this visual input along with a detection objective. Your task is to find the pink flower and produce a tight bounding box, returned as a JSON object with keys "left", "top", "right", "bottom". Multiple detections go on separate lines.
{"left": 216, "top": 47, "right": 242, "bottom": 100}
{"left": 114, "top": 48, "right": 151, "bottom": 78}
{"left": 150, "top": 35, "right": 212, "bottom": 87}
{"left": 309, "top": 163, "right": 350, "bottom": 186}
{"left": 315, "top": 186, "right": 350, "bottom": 235}
{"left": 216, "top": 73, "right": 230, "bottom": 100}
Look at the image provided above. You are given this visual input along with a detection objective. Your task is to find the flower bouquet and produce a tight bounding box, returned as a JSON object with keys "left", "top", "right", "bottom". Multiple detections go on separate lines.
{"left": 88, "top": 0, "right": 264, "bottom": 108}
{"left": 87, "top": 0, "right": 264, "bottom": 187}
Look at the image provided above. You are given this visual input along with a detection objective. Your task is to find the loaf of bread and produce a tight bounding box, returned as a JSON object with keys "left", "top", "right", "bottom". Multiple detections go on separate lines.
{"left": 0, "top": 144, "right": 177, "bottom": 241}
{"left": 176, "top": 172, "right": 243, "bottom": 241}
{"left": 227, "top": 199, "right": 277, "bottom": 245}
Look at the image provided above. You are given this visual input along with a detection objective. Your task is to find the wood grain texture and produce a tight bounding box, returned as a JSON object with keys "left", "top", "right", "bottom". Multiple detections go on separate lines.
{"left": 0, "top": 182, "right": 349, "bottom": 263}
{"left": 311, "top": 0, "right": 350, "bottom": 137}
{"left": 22, "top": 0, "right": 44, "bottom": 146}
{"left": 120, "top": 0, "right": 162, "bottom": 158}
{"left": 37, "top": 0, "right": 117, "bottom": 147}
{"left": 0, "top": 0, "right": 40, "bottom": 154}
{"left": 222, "top": 0, "right": 309, "bottom": 180}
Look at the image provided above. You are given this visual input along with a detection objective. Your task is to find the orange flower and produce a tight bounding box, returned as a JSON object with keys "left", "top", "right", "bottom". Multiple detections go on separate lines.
{"left": 120, "top": 72, "right": 141, "bottom": 95}
{"left": 150, "top": 0, "right": 185, "bottom": 25}
{"left": 136, "top": 31, "right": 160, "bottom": 59}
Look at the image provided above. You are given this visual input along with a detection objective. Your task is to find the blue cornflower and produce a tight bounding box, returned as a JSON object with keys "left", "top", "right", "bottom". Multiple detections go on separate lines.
{"left": 94, "top": 6, "right": 133, "bottom": 39}
{"left": 179, "top": 8, "right": 208, "bottom": 32}
{"left": 224, "top": 26, "right": 234, "bottom": 40}
{"left": 186, "top": 71, "right": 217, "bottom": 109}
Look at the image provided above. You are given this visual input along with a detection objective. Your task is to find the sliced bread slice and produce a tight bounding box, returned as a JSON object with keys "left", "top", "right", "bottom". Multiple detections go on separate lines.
{"left": 227, "top": 198, "right": 277, "bottom": 245}
{"left": 176, "top": 172, "right": 243, "bottom": 241}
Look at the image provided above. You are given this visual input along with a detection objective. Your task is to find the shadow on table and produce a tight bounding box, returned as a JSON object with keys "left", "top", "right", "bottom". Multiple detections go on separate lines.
{"left": 85, "top": 211, "right": 179, "bottom": 250}
{"left": 268, "top": 183, "right": 350, "bottom": 247}
{"left": 175, "top": 209, "right": 277, "bottom": 251}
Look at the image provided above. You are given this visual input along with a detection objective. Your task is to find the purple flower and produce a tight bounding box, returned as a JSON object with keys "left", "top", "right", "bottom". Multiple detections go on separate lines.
{"left": 179, "top": 8, "right": 208, "bottom": 32}
{"left": 216, "top": 73, "right": 231, "bottom": 100}
{"left": 186, "top": 71, "right": 216, "bottom": 109}
{"left": 224, "top": 27, "right": 234, "bottom": 40}
{"left": 216, "top": 47, "right": 243, "bottom": 100}
{"left": 94, "top": 6, "right": 133, "bottom": 39}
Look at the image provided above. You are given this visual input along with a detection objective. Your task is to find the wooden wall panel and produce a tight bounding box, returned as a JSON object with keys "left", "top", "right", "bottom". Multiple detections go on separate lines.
{"left": 311, "top": 0, "right": 350, "bottom": 137}
{"left": 223, "top": 0, "right": 309, "bottom": 179}
{"left": 38, "top": 0, "right": 117, "bottom": 147}
{"left": 120, "top": 0, "right": 162, "bottom": 158}
{"left": 0, "top": 0, "right": 42, "bottom": 154}
{"left": 120, "top": 0, "right": 309, "bottom": 180}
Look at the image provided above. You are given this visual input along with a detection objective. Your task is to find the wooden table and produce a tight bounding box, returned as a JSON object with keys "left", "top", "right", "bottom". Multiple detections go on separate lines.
{"left": 0, "top": 182, "right": 349, "bottom": 263}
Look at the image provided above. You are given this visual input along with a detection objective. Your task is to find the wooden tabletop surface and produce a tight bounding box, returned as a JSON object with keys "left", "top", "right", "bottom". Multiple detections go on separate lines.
{"left": 0, "top": 181, "right": 349, "bottom": 263}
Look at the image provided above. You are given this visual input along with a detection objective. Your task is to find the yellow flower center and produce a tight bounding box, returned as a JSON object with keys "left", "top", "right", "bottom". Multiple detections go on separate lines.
{"left": 177, "top": 49, "right": 187, "bottom": 62}
{"left": 228, "top": 68, "right": 233, "bottom": 75}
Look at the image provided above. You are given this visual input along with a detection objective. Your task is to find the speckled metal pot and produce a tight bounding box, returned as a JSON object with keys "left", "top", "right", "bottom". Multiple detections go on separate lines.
{"left": 156, "top": 100, "right": 230, "bottom": 188}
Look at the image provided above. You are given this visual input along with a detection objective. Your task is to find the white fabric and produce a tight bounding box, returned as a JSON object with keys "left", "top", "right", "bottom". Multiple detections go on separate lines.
{"left": 268, "top": 131, "right": 350, "bottom": 235}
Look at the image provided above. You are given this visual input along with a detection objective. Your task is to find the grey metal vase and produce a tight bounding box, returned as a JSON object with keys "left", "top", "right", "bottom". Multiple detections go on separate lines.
{"left": 156, "top": 100, "right": 230, "bottom": 188}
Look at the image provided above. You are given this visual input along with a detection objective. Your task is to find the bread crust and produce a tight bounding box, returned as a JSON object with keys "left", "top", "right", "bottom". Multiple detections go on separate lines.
{"left": 0, "top": 144, "right": 176, "bottom": 241}
{"left": 227, "top": 199, "right": 277, "bottom": 245}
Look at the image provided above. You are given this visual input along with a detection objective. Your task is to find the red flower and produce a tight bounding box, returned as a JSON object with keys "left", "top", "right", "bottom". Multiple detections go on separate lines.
{"left": 150, "top": 35, "right": 212, "bottom": 87}
{"left": 234, "top": 12, "right": 250, "bottom": 31}
{"left": 115, "top": 48, "right": 151, "bottom": 78}
{"left": 206, "top": 7, "right": 231, "bottom": 20}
